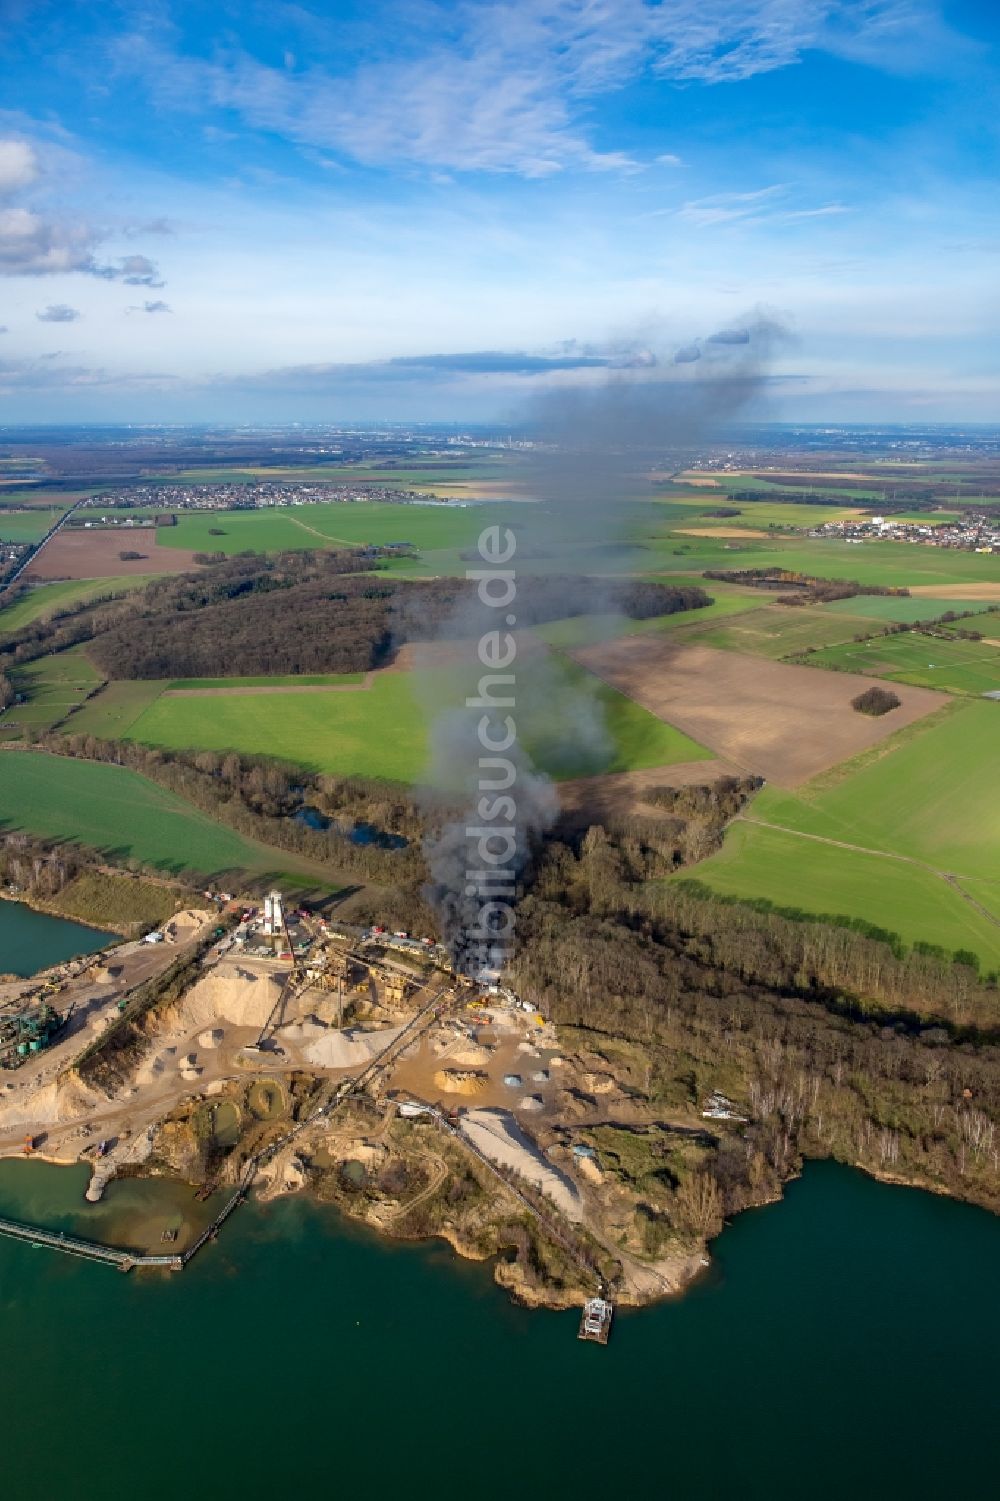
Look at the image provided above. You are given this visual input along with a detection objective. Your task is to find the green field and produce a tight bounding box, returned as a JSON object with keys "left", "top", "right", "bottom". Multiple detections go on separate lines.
{"left": 804, "top": 631, "right": 1000, "bottom": 695}
{"left": 0, "top": 577, "right": 141, "bottom": 635}
{"left": 0, "top": 751, "right": 330, "bottom": 882}
{"left": 750, "top": 702, "right": 999, "bottom": 877}
{"left": 62, "top": 680, "right": 165, "bottom": 738}
{"left": 679, "top": 604, "right": 874, "bottom": 659}
{"left": 649, "top": 535, "right": 1000, "bottom": 588}
{"left": 145, "top": 458, "right": 513, "bottom": 488}
{"left": 532, "top": 587, "right": 762, "bottom": 649}
{"left": 657, "top": 498, "right": 865, "bottom": 529}
{"left": 822, "top": 595, "right": 995, "bottom": 624}
{"left": 0, "top": 508, "right": 65, "bottom": 542}
{"left": 122, "top": 659, "right": 710, "bottom": 783}
{"left": 155, "top": 501, "right": 496, "bottom": 557}
{"left": 680, "top": 701, "right": 1000, "bottom": 968}
{"left": 685, "top": 820, "right": 1000, "bottom": 968}
{"left": 3, "top": 649, "right": 102, "bottom": 735}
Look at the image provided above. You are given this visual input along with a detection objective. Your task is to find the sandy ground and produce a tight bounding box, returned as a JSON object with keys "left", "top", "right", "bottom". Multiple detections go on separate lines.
{"left": 303, "top": 1023, "right": 406, "bottom": 1069}
{"left": 459, "top": 1107, "right": 584, "bottom": 1221}
{"left": 25, "top": 527, "right": 203, "bottom": 579}
{"left": 0, "top": 911, "right": 217, "bottom": 1148}
{"left": 570, "top": 638, "right": 943, "bottom": 786}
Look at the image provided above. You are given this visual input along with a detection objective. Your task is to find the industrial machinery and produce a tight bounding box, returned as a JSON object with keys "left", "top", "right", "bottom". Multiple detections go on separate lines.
{"left": 0, "top": 1001, "right": 69, "bottom": 1069}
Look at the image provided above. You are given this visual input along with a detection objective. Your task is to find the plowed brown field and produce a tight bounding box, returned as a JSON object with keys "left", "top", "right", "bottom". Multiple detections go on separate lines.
{"left": 25, "top": 527, "right": 202, "bottom": 579}
{"left": 570, "top": 639, "right": 943, "bottom": 786}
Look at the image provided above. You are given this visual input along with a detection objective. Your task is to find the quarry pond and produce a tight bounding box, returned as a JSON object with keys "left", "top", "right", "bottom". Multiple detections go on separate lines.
{"left": 0, "top": 1156, "right": 998, "bottom": 1501}
{"left": 0, "top": 898, "right": 108, "bottom": 979}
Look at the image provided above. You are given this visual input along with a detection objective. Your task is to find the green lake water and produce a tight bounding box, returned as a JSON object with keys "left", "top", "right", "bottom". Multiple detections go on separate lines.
{"left": 0, "top": 899, "right": 108, "bottom": 977}
{"left": 0, "top": 1156, "right": 997, "bottom": 1501}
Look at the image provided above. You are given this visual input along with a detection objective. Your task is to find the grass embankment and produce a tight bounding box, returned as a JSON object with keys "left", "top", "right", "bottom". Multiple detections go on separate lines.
{"left": 683, "top": 701, "right": 1000, "bottom": 968}
{"left": 0, "top": 751, "right": 339, "bottom": 888}
{"left": 47, "top": 871, "right": 192, "bottom": 933}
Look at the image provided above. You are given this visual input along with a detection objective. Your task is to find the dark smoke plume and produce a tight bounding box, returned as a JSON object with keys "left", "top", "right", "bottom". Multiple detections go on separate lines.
{"left": 420, "top": 314, "right": 785, "bottom": 970}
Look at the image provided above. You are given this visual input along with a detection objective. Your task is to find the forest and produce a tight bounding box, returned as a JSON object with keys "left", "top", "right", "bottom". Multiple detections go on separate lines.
{"left": 508, "top": 823, "right": 1000, "bottom": 1231}
{"left": 0, "top": 551, "right": 709, "bottom": 681}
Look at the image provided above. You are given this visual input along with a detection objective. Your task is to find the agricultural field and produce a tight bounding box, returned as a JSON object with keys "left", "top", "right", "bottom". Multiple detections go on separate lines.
{"left": 676, "top": 604, "right": 875, "bottom": 660}
{"left": 118, "top": 658, "right": 710, "bottom": 784}
{"left": 0, "top": 508, "right": 66, "bottom": 542}
{"left": 61, "top": 680, "right": 165, "bottom": 739}
{"left": 0, "top": 577, "right": 141, "bottom": 634}
{"left": 532, "top": 584, "right": 763, "bottom": 649}
{"left": 144, "top": 456, "right": 517, "bottom": 490}
{"left": 683, "top": 701, "right": 1000, "bottom": 969}
{"left": 570, "top": 636, "right": 941, "bottom": 785}
{"left": 684, "top": 820, "right": 1000, "bottom": 969}
{"left": 0, "top": 751, "right": 333, "bottom": 883}
{"left": 742, "top": 702, "right": 998, "bottom": 879}
{"left": 650, "top": 536, "right": 1000, "bottom": 588}
{"left": 821, "top": 595, "right": 995, "bottom": 624}
{"left": 3, "top": 649, "right": 103, "bottom": 737}
{"left": 154, "top": 500, "right": 494, "bottom": 557}
{"left": 657, "top": 497, "right": 865, "bottom": 530}
{"left": 53, "top": 673, "right": 366, "bottom": 739}
{"left": 25, "top": 526, "right": 202, "bottom": 580}
{"left": 803, "top": 631, "right": 1000, "bottom": 696}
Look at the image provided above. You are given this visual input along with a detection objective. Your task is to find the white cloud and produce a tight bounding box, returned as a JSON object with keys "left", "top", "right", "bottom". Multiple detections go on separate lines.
{"left": 0, "top": 138, "right": 38, "bottom": 196}
{"left": 114, "top": 1, "right": 957, "bottom": 179}
{"left": 0, "top": 135, "right": 165, "bottom": 280}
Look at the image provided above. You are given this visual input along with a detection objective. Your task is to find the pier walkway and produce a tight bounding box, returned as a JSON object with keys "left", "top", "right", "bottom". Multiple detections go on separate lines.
{"left": 0, "top": 1214, "right": 182, "bottom": 1271}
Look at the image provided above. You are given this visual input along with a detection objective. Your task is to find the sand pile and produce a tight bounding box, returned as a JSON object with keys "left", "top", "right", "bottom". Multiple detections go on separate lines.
{"left": 91, "top": 964, "right": 122, "bottom": 984}
{"left": 580, "top": 1071, "right": 616, "bottom": 1095}
{"left": 0, "top": 1073, "right": 101, "bottom": 1130}
{"left": 304, "top": 1024, "right": 404, "bottom": 1069}
{"left": 460, "top": 1109, "right": 583, "bottom": 1221}
{"left": 433, "top": 1069, "right": 488, "bottom": 1097}
{"left": 180, "top": 965, "right": 281, "bottom": 1030}
{"left": 198, "top": 1029, "right": 223, "bottom": 1049}
{"left": 167, "top": 908, "right": 212, "bottom": 933}
{"left": 518, "top": 1095, "right": 544, "bottom": 1112}
{"left": 576, "top": 1155, "right": 603, "bottom": 1185}
{"left": 180, "top": 1067, "right": 202, "bottom": 1082}
{"left": 447, "top": 1044, "right": 492, "bottom": 1067}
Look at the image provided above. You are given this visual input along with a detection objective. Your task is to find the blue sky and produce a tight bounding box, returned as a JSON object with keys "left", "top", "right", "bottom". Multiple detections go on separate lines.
{"left": 1, "top": 0, "right": 998, "bottom": 422}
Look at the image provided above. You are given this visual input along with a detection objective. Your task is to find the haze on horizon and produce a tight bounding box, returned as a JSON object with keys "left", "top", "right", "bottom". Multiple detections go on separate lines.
{"left": 1, "top": 0, "right": 998, "bottom": 425}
